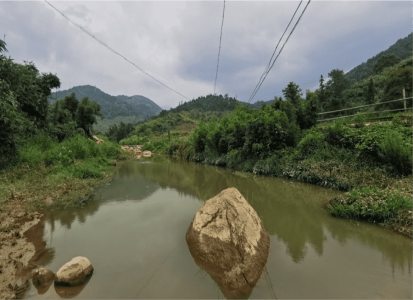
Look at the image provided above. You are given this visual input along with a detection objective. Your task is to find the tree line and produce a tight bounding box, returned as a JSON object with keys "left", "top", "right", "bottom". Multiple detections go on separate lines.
{"left": 0, "top": 40, "right": 103, "bottom": 170}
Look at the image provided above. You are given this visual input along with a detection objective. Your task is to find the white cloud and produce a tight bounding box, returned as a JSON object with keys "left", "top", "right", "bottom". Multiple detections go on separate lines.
{"left": 1, "top": 1, "right": 410, "bottom": 107}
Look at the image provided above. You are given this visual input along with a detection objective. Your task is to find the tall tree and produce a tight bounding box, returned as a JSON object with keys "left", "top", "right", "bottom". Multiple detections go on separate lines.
{"left": 318, "top": 74, "right": 326, "bottom": 110}
{"left": 0, "top": 39, "right": 7, "bottom": 55}
{"left": 282, "top": 82, "right": 302, "bottom": 109}
{"left": 75, "top": 97, "right": 103, "bottom": 139}
{"left": 325, "top": 69, "right": 351, "bottom": 110}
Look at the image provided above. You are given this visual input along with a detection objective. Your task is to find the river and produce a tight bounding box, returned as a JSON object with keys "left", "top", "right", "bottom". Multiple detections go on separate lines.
{"left": 18, "top": 157, "right": 412, "bottom": 299}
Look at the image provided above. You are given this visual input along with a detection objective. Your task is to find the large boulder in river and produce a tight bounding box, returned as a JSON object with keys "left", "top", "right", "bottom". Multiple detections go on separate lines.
{"left": 186, "top": 187, "right": 270, "bottom": 298}
{"left": 55, "top": 257, "right": 93, "bottom": 286}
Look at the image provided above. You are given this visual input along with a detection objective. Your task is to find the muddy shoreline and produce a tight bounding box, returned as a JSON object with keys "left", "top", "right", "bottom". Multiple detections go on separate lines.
{"left": 0, "top": 199, "right": 48, "bottom": 299}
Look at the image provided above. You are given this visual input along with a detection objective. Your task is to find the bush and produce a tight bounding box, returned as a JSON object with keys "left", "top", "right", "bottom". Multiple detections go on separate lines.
{"left": 330, "top": 186, "right": 412, "bottom": 222}
{"left": 298, "top": 127, "right": 325, "bottom": 157}
{"left": 378, "top": 131, "right": 412, "bottom": 175}
{"left": 18, "top": 132, "right": 59, "bottom": 164}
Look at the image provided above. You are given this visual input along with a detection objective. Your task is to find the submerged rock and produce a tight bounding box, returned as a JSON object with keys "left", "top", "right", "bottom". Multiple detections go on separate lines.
{"left": 55, "top": 257, "right": 93, "bottom": 286}
{"left": 186, "top": 187, "right": 270, "bottom": 298}
{"left": 32, "top": 267, "right": 55, "bottom": 294}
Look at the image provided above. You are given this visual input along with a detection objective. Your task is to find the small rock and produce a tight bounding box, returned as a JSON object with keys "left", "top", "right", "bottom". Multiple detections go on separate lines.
{"left": 32, "top": 268, "right": 55, "bottom": 286}
{"left": 44, "top": 197, "right": 53, "bottom": 206}
{"left": 55, "top": 257, "right": 93, "bottom": 286}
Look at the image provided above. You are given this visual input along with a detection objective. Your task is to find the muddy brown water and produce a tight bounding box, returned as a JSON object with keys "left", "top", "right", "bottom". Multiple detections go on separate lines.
{"left": 18, "top": 158, "right": 412, "bottom": 299}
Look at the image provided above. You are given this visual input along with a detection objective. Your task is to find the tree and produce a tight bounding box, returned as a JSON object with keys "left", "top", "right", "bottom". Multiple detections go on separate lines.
{"left": 380, "top": 65, "right": 412, "bottom": 110}
{"left": 318, "top": 75, "right": 326, "bottom": 110}
{"left": 325, "top": 69, "right": 351, "bottom": 110}
{"left": 373, "top": 53, "right": 401, "bottom": 75}
{"left": 282, "top": 82, "right": 302, "bottom": 109}
{"left": 60, "top": 93, "right": 79, "bottom": 121}
{"left": 297, "top": 90, "right": 320, "bottom": 129}
{"left": 0, "top": 39, "right": 8, "bottom": 55}
{"left": 75, "top": 97, "right": 103, "bottom": 139}
{"left": 270, "top": 96, "right": 283, "bottom": 111}
{"left": 365, "top": 78, "right": 375, "bottom": 104}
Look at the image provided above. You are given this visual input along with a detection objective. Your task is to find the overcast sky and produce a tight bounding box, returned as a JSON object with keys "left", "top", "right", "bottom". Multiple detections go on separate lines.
{"left": 1, "top": 1, "right": 411, "bottom": 110}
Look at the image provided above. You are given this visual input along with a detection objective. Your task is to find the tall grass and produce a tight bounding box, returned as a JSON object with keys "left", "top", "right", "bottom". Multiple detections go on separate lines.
{"left": 17, "top": 133, "right": 121, "bottom": 180}
{"left": 379, "top": 131, "right": 412, "bottom": 175}
{"left": 329, "top": 186, "right": 412, "bottom": 222}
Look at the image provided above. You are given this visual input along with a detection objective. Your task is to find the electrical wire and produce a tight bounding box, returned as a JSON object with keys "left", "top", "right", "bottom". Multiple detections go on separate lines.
{"left": 248, "top": 0, "right": 303, "bottom": 104}
{"left": 44, "top": 0, "right": 191, "bottom": 101}
{"left": 248, "top": 0, "right": 311, "bottom": 105}
{"left": 214, "top": 0, "right": 226, "bottom": 95}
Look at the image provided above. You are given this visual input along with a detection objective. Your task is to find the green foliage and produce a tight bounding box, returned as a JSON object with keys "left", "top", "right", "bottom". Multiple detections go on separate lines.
{"left": 18, "top": 133, "right": 121, "bottom": 167}
{"left": 168, "top": 93, "right": 240, "bottom": 114}
{"left": 0, "top": 56, "right": 60, "bottom": 130}
{"left": 324, "top": 69, "right": 351, "bottom": 111}
{"left": 106, "top": 121, "right": 135, "bottom": 143}
{"left": 119, "top": 135, "right": 149, "bottom": 145}
{"left": 144, "top": 139, "right": 171, "bottom": 153}
{"left": 365, "top": 78, "right": 375, "bottom": 104}
{"left": 298, "top": 127, "right": 325, "bottom": 156}
{"left": 48, "top": 85, "right": 162, "bottom": 120}
{"left": 330, "top": 186, "right": 412, "bottom": 222}
{"left": 373, "top": 53, "right": 402, "bottom": 75}
{"left": 191, "top": 104, "right": 299, "bottom": 159}
{"left": 75, "top": 96, "right": 103, "bottom": 138}
{"left": 345, "top": 33, "right": 412, "bottom": 83}
{"left": 378, "top": 131, "right": 412, "bottom": 175}
{"left": 282, "top": 81, "right": 303, "bottom": 108}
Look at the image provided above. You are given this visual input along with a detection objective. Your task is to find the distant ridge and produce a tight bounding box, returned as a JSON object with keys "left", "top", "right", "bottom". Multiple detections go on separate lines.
{"left": 48, "top": 85, "right": 162, "bottom": 119}
{"left": 345, "top": 33, "right": 412, "bottom": 82}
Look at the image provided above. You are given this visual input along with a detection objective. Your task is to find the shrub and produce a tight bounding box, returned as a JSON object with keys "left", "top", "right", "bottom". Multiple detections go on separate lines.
{"left": 329, "top": 186, "right": 412, "bottom": 222}
{"left": 298, "top": 127, "right": 325, "bottom": 157}
{"left": 378, "top": 131, "right": 412, "bottom": 175}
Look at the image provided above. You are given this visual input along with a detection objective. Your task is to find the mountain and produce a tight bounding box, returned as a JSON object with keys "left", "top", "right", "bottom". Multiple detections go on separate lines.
{"left": 48, "top": 85, "right": 162, "bottom": 119}
{"left": 344, "top": 33, "right": 412, "bottom": 83}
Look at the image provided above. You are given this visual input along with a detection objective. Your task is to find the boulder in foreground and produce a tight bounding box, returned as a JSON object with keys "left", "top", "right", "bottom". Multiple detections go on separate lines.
{"left": 55, "top": 257, "right": 93, "bottom": 286}
{"left": 186, "top": 187, "right": 270, "bottom": 298}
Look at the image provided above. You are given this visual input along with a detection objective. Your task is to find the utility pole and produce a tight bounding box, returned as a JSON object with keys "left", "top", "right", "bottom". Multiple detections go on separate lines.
{"left": 3, "top": 34, "right": 5, "bottom": 42}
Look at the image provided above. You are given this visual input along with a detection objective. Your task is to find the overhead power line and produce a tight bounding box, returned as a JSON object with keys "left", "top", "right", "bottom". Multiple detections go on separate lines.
{"left": 214, "top": 0, "right": 226, "bottom": 95}
{"left": 44, "top": 0, "right": 191, "bottom": 101}
{"left": 248, "top": 0, "right": 311, "bottom": 104}
{"left": 248, "top": 0, "right": 303, "bottom": 104}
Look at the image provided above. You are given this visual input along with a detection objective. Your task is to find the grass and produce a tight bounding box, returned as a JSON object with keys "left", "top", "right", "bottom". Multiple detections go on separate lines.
{"left": 329, "top": 185, "right": 412, "bottom": 221}
{"left": 0, "top": 133, "right": 127, "bottom": 211}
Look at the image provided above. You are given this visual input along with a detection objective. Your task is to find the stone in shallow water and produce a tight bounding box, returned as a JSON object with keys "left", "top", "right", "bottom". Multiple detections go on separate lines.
{"left": 186, "top": 187, "right": 270, "bottom": 299}
{"left": 55, "top": 257, "right": 93, "bottom": 286}
{"left": 32, "top": 267, "right": 55, "bottom": 294}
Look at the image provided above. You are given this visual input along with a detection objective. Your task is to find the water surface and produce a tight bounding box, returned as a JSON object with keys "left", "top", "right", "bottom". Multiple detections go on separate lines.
{"left": 20, "top": 158, "right": 412, "bottom": 299}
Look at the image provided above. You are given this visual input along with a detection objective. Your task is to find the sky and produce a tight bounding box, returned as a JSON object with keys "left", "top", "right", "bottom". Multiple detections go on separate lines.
{"left": 1, "top": 1, "right": 411, "bottom": 110}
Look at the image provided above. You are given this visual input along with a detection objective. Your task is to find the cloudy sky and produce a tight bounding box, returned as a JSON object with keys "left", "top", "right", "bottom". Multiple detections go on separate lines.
{"left": 1, "top": 1, "right": 411, "bottom": 110}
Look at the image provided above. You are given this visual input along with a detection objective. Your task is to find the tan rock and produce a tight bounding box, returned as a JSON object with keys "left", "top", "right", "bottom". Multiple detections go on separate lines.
{"left": 143, "top": 151, "right": 151, "bottom": 157}
{"left": 55, "top": 257, "right": 93, "bottom": 286}
{"left": 44, "top": 197, "right": 53, "bottom": 206}
{"left": 92, "top": 136, "right": 104, "bottom": 144}
{"left": 186, "top": 187, "right": 270, "bottom": 299}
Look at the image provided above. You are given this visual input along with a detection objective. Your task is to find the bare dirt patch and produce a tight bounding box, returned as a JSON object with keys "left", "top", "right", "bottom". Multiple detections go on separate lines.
{"left": 0, "top": 200, "right": 45, "bottom": 299}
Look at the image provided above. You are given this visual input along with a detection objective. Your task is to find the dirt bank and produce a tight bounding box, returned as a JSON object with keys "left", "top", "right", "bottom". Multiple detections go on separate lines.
{"left": 0, "top": 200, "right": 48, "bottom": 299}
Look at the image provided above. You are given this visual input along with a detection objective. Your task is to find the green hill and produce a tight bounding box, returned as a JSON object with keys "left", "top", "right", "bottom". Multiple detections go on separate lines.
{"left": 344, "top": 33, "right": 412, "bottom": 83}
{"left": 48, "top": 85, "right": 162, "bottom": 119}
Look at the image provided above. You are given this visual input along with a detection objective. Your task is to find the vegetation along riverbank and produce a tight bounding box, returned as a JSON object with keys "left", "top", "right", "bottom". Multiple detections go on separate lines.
{"left": 120, "top": 54, "right": 413, "bottom": 238}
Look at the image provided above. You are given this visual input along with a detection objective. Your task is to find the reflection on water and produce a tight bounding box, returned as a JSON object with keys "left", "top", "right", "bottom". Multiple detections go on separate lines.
{"left": 20, "top": 158, "right": 411, "bottom": 299}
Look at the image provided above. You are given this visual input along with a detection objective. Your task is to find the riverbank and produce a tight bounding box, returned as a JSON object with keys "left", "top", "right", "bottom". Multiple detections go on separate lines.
{"left": 0, "top": 134, "right": 131, "bottom": 297}
{"left": 155, "top": 112, "right": 412, "bottom": 238}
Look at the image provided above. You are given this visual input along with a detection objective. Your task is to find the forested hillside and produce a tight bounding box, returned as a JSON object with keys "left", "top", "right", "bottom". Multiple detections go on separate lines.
{"left": 344, "top": 33, "right": 412, "bottom": 83}
{"left": 48, "top": 85, "right": 162, "bottom": 119}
